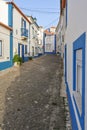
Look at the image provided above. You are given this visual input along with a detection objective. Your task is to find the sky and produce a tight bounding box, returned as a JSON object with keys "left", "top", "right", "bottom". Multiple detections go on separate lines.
{"left": 12, "top": 0, "right": 60, "bottom": 29}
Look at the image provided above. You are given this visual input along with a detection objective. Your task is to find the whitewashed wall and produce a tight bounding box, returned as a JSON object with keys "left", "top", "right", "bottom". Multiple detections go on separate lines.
{"left": 65, "top": 0, "right": 87, "bottom": 129}
{"left": 0, "top": 1, "right": 8, "bottom": 25}
{"left": 13, "top": 7, "right": 29, "bottom": 56}
{"left": 38, "top": 27, "right": 44, "bottom": 54}
{"left": 0, "top": 25, "right": 10, "bottom": 62}
{"left": 28, "top": 17, "right": 39, "bottom": 57}
{"left": 45, "top": 35, "right": 55, "bottom": 52}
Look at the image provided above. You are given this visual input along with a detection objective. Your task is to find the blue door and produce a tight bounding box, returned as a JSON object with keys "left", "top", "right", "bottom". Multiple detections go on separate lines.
{"left": 18, "top": 43, "right": 24, "bottom": 61}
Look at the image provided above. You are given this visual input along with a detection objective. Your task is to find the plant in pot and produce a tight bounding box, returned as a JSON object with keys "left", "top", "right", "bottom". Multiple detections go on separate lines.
{"left": 13, "top": 54, "right": 22, "bottom": 66}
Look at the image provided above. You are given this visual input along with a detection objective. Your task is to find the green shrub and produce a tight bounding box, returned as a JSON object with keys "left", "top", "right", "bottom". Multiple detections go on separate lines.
{"left": 13, "top": 54, "right": 23, "bottom": 64}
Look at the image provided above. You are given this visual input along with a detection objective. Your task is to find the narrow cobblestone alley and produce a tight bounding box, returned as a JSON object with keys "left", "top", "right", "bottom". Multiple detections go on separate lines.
{"left": 0, "top": 55, "right": 66, "bottom": 130}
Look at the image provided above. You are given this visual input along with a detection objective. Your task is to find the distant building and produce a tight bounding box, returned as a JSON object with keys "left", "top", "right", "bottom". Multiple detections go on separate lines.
{"left": 44, "top": 27, "right": 56, "bottom": 54}
{"left": 27, "top": 16, "right": 39, "bottom": 57}
{"left": 38, "top": 26, "right": 44, "bottom": 56}
{"left": 56, "top": 14, "right": 65, "bottom": 58}
{"left": 27, "top": 16, "right": 44, "bottom": 57}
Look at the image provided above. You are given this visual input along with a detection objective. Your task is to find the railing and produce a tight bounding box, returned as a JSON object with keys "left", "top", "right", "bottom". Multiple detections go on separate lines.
{"left": 21, "top": 28, "right": 28, "bottom": 38}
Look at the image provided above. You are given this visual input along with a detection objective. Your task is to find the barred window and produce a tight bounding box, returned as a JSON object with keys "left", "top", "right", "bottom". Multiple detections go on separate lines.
{"left": 0, "top": 40, "right": 2, "bottom": 56}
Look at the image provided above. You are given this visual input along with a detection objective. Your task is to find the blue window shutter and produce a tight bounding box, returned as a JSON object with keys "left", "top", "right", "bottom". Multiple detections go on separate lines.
{"left": 18, "top": 43, "right": 20, "bottom": 56}
{"left": 22, "top": 45, "right": 24, "bottom": 60}
{"left": 24, "top": 21, "right": 26, "bottom": 28}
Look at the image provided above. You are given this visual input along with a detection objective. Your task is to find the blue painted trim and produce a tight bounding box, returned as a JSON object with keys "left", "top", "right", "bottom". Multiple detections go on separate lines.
{"left": 0, "top": 5, "right": 13, "bottom": 71}
{"left": 21, "top": 28, "right": 28, "bottom": 37}
{"left": 38, "top": 53, "right": 43, "bottom": 56}
{"left": 18, "top": 43, "right": 20, "bottom": 56}
{"left": 66, "top": 82, "right": 78, "bottom": 130}
{"left": 24, "top": 56, "right": 29, "bottom": 62}
{"left": 64, "top": 44, "right": 67, "bottom": 83}
{"left": 45, "top": 52, "right": 56, "bottom": 54}
{"left": 0, "top": 61, "right": 13, "bottom": 71}
{"left": 8, "top": 4, "right": 13, "bottom": 27}
{"left": 10, "top": 31, "right": 13, "bottom": 65}
{"left": 73, "top": 32, "right": 86, "bottom": 130}
{"left": 22, "top": 45, "right": 24, "bottom": 61}
{"left": 18, "top": 43, "right": 25, "bottom": 62}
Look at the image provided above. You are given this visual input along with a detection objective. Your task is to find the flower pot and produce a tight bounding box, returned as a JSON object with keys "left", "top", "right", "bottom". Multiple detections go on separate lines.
{"left": 14, "top": 62, "right": 21, "bottom": 67}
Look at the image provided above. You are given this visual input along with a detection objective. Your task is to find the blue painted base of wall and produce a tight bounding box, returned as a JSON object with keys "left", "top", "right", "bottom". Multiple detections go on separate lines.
{"left": 0, "top": 61, "right": 13, "bottom": 71}
{"left": 33, "top": 54, "right": 44, "bottom": 59}
{"left": 66, "top": 82, "right": 78, "bottom": 130}
{"left": 45, "top": 52, "right": 56, "bottom": 54}
{"left": 38, "top": 53, "right": 43, "bottom": 56}
{"left": 24, "top": 57, "right": 29, "bottom": 62}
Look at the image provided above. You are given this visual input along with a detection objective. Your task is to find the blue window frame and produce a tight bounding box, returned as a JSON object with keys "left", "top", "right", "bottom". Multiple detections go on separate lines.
{"left": 0, "top": 40, "right": 2, "bottom": 56}
{"left": 73, "top": 33, "right": 85, "bottom": 130}
{"left": 21, "top": 18, "right": 26, "bottom": 28}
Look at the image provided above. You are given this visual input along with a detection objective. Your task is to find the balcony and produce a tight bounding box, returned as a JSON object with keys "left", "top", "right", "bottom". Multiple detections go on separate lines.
{"left": 21, "top": 28, "right": 28, "bottom": 39}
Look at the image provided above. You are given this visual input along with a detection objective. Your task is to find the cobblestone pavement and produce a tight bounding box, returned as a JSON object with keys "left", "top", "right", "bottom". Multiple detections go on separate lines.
{"left": 0, "top": 55, "right": 69, "bottom": 130}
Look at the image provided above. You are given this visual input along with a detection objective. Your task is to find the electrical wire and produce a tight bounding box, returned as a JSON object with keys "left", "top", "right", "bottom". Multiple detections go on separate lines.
{"left": 20, "top": 7, "right": 59, "bottom": 10}
{"left": 44, "top": 18, "right": 58, "bottom": 28}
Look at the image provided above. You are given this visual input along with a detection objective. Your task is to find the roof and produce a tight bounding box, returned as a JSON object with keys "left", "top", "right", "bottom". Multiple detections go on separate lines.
{"left": 50, "top": 26, "right": 56, "bottom": 29}
{"left": 62, "top": 0, "right": 66, "bottom": 9}
{"left": 44, "top": 30, "right": 55, "bottom": 35}
{"left": 6, "top": 2, "right": 31, "bottom": 24}
{"left": 0, "top": 22, "right": 12, "bottom": 31}
{"left": 27, "top": 16, "right": 39, "bottom": 29}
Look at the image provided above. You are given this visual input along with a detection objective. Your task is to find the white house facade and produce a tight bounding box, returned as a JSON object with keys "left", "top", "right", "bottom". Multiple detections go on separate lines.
{"left": 0, "top": 0, "right": 31, "bottom": 70}
{"left": 38, "top": 26, "right": 44, "bottom": 55}
{"left": 0, "top": 22, "right": 13, "bottom": 70}
{"left": 27, "top": 16, "right": 40, "bottom": 57}
{"left": 44, "top": 28, "right": 56, "bottom": 54}
{"left": 56, "top": 13, "right": 65, "bottom": 58}
{"left": 61, "top": 0, "right": 87, "bottom": 129}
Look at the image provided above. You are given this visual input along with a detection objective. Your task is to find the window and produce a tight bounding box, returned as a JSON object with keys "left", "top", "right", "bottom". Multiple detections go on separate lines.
{"left": 16, "top": 29, "right": 18, "bottom": 35}
{"left": 76, "top": 49, "right": 82, "bottom": 96}
{"left": 25, "top": 45, "right": 27, "bottom": 54}
{"left": 73, "top": 33, "right": 85, "bottom": 128}
{"left": 21, "top": 18, "right": 26, "bottom": 28}
{"left": 35, "top": 47, "right": 38, "bottom": 55}
{"left": 0, "top": 40, "right": 2, "bottom": 56}
{"left": 32, "top": 27, "right": 34, "bottom": 35}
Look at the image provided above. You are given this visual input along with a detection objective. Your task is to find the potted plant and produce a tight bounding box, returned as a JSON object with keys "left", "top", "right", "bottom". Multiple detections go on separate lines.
{"left": 13, "top": 54, "right": 22, "bottom": 67}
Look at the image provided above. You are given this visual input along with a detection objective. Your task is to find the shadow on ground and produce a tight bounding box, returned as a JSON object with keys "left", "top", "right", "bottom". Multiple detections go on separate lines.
{"left": 1, "top": 55, "right": 66, "bottom": 130}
